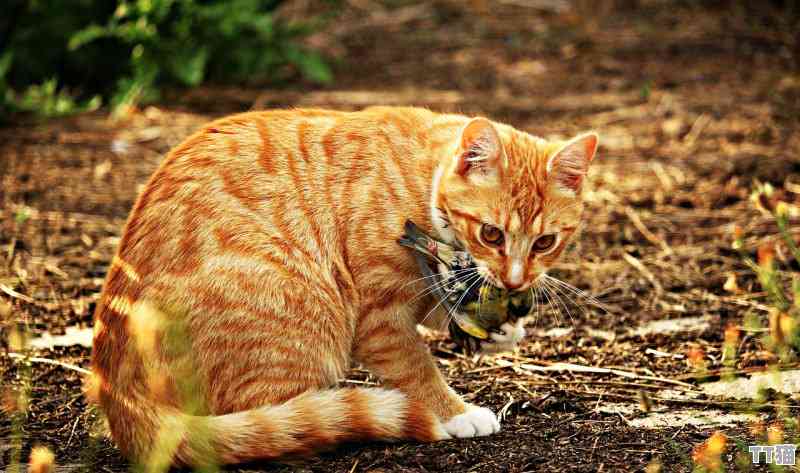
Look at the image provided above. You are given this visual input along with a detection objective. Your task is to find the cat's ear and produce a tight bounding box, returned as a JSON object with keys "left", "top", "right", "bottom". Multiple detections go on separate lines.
{"left": 454, "top": 118, "right": 504, "bottom": 179}
{"left": 546, "top": 132, "right": 599, "bottom": 194}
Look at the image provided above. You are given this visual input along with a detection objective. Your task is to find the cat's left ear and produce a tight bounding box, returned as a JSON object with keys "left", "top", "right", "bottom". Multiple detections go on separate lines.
{"left": 546, "top": 132, "right": 599, "bottom": 194}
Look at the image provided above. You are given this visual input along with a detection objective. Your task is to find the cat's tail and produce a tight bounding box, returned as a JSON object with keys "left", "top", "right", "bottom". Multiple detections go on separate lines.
{"left": 99, "top": 386, "right": 450, "bottom": 468}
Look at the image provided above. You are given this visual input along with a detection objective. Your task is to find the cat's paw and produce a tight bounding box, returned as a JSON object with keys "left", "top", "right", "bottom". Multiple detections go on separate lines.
{"left": 443, "top": 405, "right": 501, "bottom": 438}
{"left": 481, "top": 319, "right": 526, "bottom": 354}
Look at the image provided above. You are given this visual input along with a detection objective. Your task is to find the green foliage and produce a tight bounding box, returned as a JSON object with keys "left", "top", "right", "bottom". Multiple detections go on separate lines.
{"left": 13, "top": 206, "right": 31, "bottom": 225}
{"left": 1, "top": 53, "right": 100, "bottom": 118}
{"left": 1, "top": 0, "right": 335, "bottom": 119}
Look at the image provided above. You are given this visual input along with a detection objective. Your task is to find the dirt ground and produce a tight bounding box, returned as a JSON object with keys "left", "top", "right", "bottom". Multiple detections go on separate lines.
{"left": 2, "top": 0, "right": 800, "bottom": 471}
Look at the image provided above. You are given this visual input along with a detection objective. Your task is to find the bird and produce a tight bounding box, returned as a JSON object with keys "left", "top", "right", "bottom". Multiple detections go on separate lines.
{"left": 398, "top": 219, "right": 533, "bottom": 351}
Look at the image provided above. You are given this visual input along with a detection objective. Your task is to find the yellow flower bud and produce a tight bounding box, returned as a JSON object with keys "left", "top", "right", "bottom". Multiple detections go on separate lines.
{"left": 723, "top": 273, "right": 740, "bottom": 293}
{"left": 776, "top": 201, "right": 790, "bottom": 219}
{"left": 28, "top": 446, "right": 55, "bottom": 473}
{"left": 768, "top": 422, "right": 784, "bottom": 445}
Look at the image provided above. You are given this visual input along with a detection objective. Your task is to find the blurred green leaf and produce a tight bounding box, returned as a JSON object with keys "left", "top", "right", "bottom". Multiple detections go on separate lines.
{"left": 2, "top": 0, "right": 337, "bottom": 119}
{"left": 286, "top": 47, "right": 333, "bottom": 84}
{"left": 169, "top": 47, "right": 208, "bottom": 86}
{"left": 0, "top": 52, "right": 13, "bottom": 79}
{"left": 67, "top": 24, "right": 108, "bottom": 51}
{"left": 14, "top": 207, "right": 31, "bottom": 225}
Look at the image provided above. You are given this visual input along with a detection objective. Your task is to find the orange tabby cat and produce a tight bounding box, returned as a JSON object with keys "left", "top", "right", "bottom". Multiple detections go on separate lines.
{"left": 89, "top": 106, "right": 598, "bottom": 468}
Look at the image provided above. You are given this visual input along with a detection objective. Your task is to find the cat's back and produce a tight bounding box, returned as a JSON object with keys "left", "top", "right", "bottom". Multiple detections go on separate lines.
{"left": 109, "top": 107, "right": 447, "bottom": 284}
{"left": 168, "top": 106, "right": 440, "bottom": 166}
{"left": 129, "top": 106, "right": 453, "bottom": 220}
{"left": 137, "top": 107, "right": 442, "bottom": 197}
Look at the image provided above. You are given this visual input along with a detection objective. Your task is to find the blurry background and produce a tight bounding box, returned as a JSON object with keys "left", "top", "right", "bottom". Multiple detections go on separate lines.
{"left": 2, "top": 1, "right": 800, "bottom": 472}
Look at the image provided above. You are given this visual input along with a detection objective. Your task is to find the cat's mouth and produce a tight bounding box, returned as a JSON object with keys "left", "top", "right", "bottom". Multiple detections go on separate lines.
{"left": 398, "top": 219, "right": 532, "bottom": 347}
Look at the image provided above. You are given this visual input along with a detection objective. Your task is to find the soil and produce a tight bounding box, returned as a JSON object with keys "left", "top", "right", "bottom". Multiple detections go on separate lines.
{"left": 2, "top": 1, "right": 800, "bottom": 471}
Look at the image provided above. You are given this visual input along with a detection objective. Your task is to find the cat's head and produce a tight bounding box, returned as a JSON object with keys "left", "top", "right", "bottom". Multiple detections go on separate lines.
{"left": 432, "top": 117, "right": 598, "bottom": 292}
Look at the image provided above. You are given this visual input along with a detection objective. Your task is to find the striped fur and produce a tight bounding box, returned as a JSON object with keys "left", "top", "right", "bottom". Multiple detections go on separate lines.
{"left": 90, "top": 107, "right": 596, "bottom": 467}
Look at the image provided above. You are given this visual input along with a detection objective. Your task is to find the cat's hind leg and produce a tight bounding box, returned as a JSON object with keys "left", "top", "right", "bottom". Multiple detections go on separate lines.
{"left": 105, "top": 268, "right": 450, "bottom": 465}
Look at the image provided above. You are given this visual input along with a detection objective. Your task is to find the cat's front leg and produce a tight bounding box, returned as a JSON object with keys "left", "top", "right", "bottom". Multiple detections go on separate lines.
{"left": 353, "top": 303, "right": 500, "bottom": 439}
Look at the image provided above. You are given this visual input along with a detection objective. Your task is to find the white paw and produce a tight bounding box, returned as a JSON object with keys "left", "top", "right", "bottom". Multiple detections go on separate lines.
{"left": 481, "top": 319, "right": 526, "bottom": 354}
{"left": 443, "top": 406, "right": 501, "bottom": 438}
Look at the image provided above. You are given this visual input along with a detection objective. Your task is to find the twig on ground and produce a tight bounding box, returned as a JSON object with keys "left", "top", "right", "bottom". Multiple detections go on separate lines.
{"left": 683, "top": 113, "right": 711, "bottom": 148}
{"left": 7, "top": 352, "right": 91, "bottom": 376}
{"left": 341, "top": 378, "right": 379, "bottom": 386}
{"left": 673, "top": 363, "right": 800, "bottom": 382}
{"left": 572, "top": 388, "right": 800, "bottom": 409}
{"left": 645, "top": 348, "right": 685, "bottom": 359}
{"left": 700, "top": 291, "right": 772, "bottom": 312}
{"left": 494, "top": 0, "right": 571, "bottom": 12}
{"left": 624, "top": 206, "right": 673, "bottom": 255}
{"left": 590, "top": 436, "right": 601, "bottom": 462}
{"left": 348, "top": 458, "right": 359, "bottom": 473}
{"left": 513, "top": 381, "right": 537, "bottom": 398}
{"left": 462, "top": 384, "right": 491, "bottom": 401}
{"left": 65, "top": 413, "right": 82, "bottom": 449}
{"left": 516, "top": 361, "right": 696, "bottom": 388}
{"left": 618, "top": 411, "right": 633, "bottom": 427}
{"left": 499, "top": 394, "right": 516, "bottom": 421}
{"left": 511, "top": 379, "right": 701, "bottom": 394}
{"left": 0, "top": 284, "right": 34, "bottom": 303}
{"left": 622, "top": 253, "right": 664, "bottom": 294}
{"left": 434, "top": 346, "right": 471, "bottom": 360}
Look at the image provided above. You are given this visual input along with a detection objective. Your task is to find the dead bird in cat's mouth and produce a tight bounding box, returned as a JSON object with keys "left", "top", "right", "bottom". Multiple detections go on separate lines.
{"left": 398, "top": 219, "right": 533, "bottom": 352}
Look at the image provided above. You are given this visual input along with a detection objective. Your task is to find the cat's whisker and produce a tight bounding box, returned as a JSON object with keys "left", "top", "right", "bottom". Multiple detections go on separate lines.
{"left": 477, "top": 281, "right": 485, "bottom": 323}
{"left": 435, "top": 273, "right": 482, "bottom": 332}
{"left": 542, "top": 278, "right": 588, "bottom": 325}
{"left": 541, "top": 279, "right": 575, "bottom": 327}
{"left": 536, "top": 285, "right": 544, "bottom": 326}
{"left": 544, "top": 284, "right": 595, "bottom": 321}
{"left": 538, "top": 282, "right": 562, "bottom": 327}
{"left": 452, "top": 276, "right": 483, "bottom": 322}
{"left": 406, "top": 274, "right": 476, "bottom": 303}
{"left": 400, "top": 267, "right": 476, "bottom": 290}
{"left": 408, "top": 268, "right": 478, "bottom": 304}
{"left": 542, "top": 274, "right": 610, "bottom": 313}
{"left": 414, "top": 268, "right": 479, "bottom": 300}
{"left": 534, "top": 282, "right": 553, "bottom": 322}
{"left": 409, "top": 281, "right": 450, "bottom": 305}
{"left": 528, "top": 286, "right": 540, "bottom": 328}
{"left": 540, "top": 277, "right": 587, "bottom": 320}
{"left": 420, "top": 272, "right": 480, "bottom": 327}
{"left": 418, "top": 290, "right": 452, "bottom": 328}
{"left": 438, "top": 274, "right": 483, "bottom": 332}
{"left": 547, "top": 276, "right": 609, "bottom": 312}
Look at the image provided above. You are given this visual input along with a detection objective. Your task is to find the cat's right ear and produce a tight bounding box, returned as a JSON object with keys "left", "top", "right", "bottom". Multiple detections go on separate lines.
{"left": 453, "top": 118, "right": 504, "bottom": 180}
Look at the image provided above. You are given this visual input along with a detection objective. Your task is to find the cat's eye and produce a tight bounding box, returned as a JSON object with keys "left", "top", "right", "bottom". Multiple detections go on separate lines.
{"left": 532, "top": 234, "right": 557, "bottom": 252}
{"left": 480, "top": 224, "right": 504, "bottom": 247}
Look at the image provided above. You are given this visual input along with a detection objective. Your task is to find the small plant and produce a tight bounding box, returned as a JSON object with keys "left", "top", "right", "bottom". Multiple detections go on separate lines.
{"left": 4, "top": 326, "right": 34, "bottom": 473}
{"left": 691, "top": 182, "right": 800, "bottom": 472}
{"left": 732, "top": 182, "right": 800, "bottom": 359}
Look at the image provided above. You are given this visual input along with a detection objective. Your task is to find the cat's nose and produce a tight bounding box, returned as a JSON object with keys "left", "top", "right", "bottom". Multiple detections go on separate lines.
{"left": 505, "top": 259, "right": 525, "bottom": 290}
{"left": 503, "top": 279, "right": 524, "bottom": 290}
